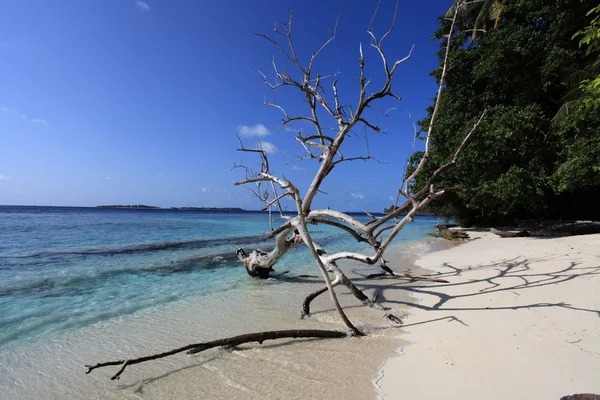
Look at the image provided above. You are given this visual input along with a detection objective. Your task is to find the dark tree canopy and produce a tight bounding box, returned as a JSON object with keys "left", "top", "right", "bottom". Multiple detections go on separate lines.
{"left": 412, "top": 0, "right": 600, "bottom": 225}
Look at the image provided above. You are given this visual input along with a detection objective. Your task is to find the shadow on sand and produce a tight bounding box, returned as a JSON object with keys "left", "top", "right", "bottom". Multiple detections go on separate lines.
{"left": 348, "top": 256, "right": 600, "bottom": 323}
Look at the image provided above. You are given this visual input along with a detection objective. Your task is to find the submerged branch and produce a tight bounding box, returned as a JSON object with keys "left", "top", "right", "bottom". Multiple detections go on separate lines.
{"left": 85, "top": 329, "right": 348, "bottom": 380}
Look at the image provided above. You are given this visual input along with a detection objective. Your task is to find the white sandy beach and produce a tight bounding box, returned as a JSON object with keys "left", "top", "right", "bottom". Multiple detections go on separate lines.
{"left": 380, "top": 231, "right": 600, "bottom": 399}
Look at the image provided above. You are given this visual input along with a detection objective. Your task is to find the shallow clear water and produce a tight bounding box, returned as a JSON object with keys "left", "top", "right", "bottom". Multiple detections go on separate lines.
{"left": 0, "top": 206, "right": 441, "bottom": 351}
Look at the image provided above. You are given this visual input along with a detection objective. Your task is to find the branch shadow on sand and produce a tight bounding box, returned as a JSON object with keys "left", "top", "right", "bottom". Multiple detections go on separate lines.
{"left": 350, "top": 256, "right": 600, "bottom": 319}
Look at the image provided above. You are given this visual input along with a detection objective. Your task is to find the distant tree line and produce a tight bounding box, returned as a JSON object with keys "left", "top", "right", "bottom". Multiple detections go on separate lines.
{"left": 96, "top": 205, "right": 160, "bottom": 209}
{"left": 405, "top": 0, "right": 600, "bottom": 225}
{"left": 96, "top": 205, "right": 243, "bottom": 211}
{"left": 168, "top": 207, "right": 243, "bottom": 211}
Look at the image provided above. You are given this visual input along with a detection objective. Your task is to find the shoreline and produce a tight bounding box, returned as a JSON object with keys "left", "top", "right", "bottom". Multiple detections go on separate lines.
{"left": 371, "top": 238, "right": 462, "bottom": 397}
{"left": 7, "top": 220, "right": 598, "bottom": 398}
{"left": 0, "top": 235, "right": 448, "bottom": 399}
{"left": 379, "top": 230, "right": 600, "bottom": 399}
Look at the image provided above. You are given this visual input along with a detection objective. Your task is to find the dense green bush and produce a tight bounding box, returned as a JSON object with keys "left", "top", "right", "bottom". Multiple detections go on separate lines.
{"left": 411, "top": 0, "right": 600, "bottom": 225}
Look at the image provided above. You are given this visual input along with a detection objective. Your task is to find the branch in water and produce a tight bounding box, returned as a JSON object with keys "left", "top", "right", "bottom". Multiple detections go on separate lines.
{"left": 85, "top": 329, "right": 348, "bottom": 380}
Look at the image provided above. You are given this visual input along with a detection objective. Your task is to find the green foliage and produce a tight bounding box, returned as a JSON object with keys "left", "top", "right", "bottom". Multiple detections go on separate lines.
{"left": 448, "top": 0, "right": 508, "bottom": 39}
{"left": 573, "top": 5, "right": 600, "bottom": 56}
{"left": 554, "top": 5, "right": 600, "bottom": 124}
{"left": 578, "top": 5, "right": 600, "bottom": 97}
{"left": 417, "top": 0, "right": 600, "bottom": 224}
{"left": 383, "top": 205, "right": 399, "bottom": 214}
{"left": 552, "top": 3, "right": 600, "bottom": 196}
{"left": 551, "top": 104, "right": 600, "bottom": 193}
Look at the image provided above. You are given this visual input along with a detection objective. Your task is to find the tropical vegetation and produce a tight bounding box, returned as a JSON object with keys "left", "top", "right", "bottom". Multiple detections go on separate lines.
{"left": 407, "top": 0, "right": 600, "bottom": 225}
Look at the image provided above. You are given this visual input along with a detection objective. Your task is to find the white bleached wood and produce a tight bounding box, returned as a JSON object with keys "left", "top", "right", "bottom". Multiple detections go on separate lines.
{"left": 235, "top": 1, "right": 485, "bottom": 335}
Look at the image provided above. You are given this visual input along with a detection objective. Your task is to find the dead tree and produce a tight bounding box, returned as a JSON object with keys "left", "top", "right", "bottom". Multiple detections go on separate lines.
{"left": 86, "top": 0, "right": 485, "bottom": 378}
{"left": 234, "top": 0, "right": 486, "bottom": 333}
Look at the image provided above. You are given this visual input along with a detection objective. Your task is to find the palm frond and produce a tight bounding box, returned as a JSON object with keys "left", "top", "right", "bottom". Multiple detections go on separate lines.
{"left": 445, "top": 3, "right": 457, "bottom": 18}
{"left": 551, "top": 102, "right": 572, "bottom": 127}
{"left": 490, "top": 0, "right": 504, "bottom": 21}
{"left": 567, "top": 69, "right": 594, "bottom": 87}
{"left": 472, "top": 2, "right": 492, "bottom": 38}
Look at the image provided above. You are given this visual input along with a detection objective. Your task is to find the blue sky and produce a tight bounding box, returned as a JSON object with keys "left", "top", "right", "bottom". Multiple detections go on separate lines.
{"left": 0, "top": 0, "right": 452, "bottom": 211}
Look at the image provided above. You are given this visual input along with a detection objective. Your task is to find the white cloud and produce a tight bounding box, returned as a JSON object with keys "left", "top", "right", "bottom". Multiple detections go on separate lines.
{"left": 135, "top": 1, "right": 150, "bottom": 11}
{"left": 202, "top": 188, "right": 209, "bottom": 193}
{"left": 388, "top": 195, "right": 394, "bottom": 201}
{"left": 350, "top": 192, "right": 365, "bottom": 200}
{"left": 286, "top": 164, "right": 305, "bottom": 171}
{"left": 238, "top": 124, "right": 270, "bottom": 137}
{"left": 105, "top": 176, "right": 113, "bottom": 181}
{"left": 258, "top": 141, "right": 277, "bottom": 154}
{"left": 0, "top": 174, "right": 12, "bottom": 181}
{"left": 1, "top": 107, "right": 48, "bottom": 125}
{"left": 157, "top": 172, "right": 165, "bottom": 177}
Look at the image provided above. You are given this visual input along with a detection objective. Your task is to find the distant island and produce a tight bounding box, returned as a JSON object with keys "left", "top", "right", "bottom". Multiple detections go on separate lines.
{"left": 96, "top": 205, "right": 243, "bottom": 211}
{"left": 97, "top": 205, "right": 160, "bottom": 209}
{"left": 168, "top": 207, "right": 244, "bottom": 211}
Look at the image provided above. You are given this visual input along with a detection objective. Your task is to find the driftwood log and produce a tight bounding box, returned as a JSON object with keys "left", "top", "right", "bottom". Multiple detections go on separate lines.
{"left": 85, "top": 329, "right": 347, "bottom": 380}
{"left": 490, "top": 228, "right": 530, "bottom": 238}
{"left": 514, "top": 220, "right": 600, "bottom": 237}
{"left": 436, "top": 223, "right": 458, "bottom": 229}
{"left": 560, "top": 395, "right": 600, "bottom": 400}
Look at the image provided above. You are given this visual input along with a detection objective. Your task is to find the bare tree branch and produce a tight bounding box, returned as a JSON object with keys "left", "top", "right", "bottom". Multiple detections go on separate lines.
{"left": 86, "top": 329, "right": 347, "bottom": 380}
{"left": 402, "top": 5, "right": 459, "bottom": 198}
{"left": 262, "top": 192, "right": 292, "bottom": 211}
{"left": 311, "top": 218, "right": 369, "bottom": 243}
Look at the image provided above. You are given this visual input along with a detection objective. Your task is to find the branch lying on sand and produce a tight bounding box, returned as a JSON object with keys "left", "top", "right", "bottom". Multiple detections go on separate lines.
{"left": 490, "top": 228, "right": 530, "bottom": 238}
{"left": 85, "top": 329, "right": 347, "bottom": 380}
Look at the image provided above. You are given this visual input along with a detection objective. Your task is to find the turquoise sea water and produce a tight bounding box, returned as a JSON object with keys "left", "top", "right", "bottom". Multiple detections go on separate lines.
{"left": 0, "top": 206, "right": 441, "bottom": 352}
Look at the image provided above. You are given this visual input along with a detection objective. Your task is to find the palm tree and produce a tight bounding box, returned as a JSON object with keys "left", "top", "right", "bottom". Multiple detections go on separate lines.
{"left": 447, "top": 0, "right": 508, "bottom": 39}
